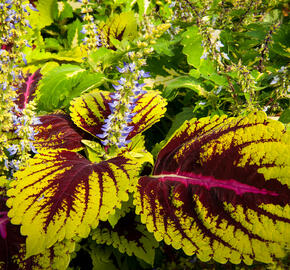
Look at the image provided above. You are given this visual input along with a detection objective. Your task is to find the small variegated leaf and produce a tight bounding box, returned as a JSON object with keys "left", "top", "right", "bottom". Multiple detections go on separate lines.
{"left": 99, "top": 11, "right": 138, "bottom": 49}
{"left": 134, "top": 112, "right": 290, "bottom": 265}
{"left": 16, "top": 69, "right": 42, "bottom": 110}
{"left": 70, "top": 90, "right": 167, "bottom": 140}
{"left": 33, "top": 114, "right": 90, "bottom": 152}
{"left": 7, "top": 150, "right": 141, "bottom": 257}
{"left": 91, "top": 212, "right": 159, "bottom": 265}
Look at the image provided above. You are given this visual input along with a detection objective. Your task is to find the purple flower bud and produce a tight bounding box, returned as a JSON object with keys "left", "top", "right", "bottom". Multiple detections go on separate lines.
{"left": 118, "top": 77, "right": 126, "bottom": 85}
{"left": 7, "top": 144, "right": 18, "bottom": 156}
{"left": 30, "top": 143, "right": 38, "bottom": 154}
{"left": 116, "top": 62, "right": 128, "bottom": 73}
{"left": 112, "top": 84, "right": 122, "bottom": 91}
{"left": 29, "top": 4, "right": 39, "bottom": 12}
{"left": 22, "top": 53, "right": 27, "bottom": 65}
{"left": 96, "top": 133, "right": 107, "bottom": 139}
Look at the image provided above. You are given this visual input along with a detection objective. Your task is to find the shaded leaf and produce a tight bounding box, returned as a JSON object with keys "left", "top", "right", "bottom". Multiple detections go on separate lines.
{"left": 279, "top": 108, "right": 290, "bottom": 124}
{"left": 7, "top": 150, "right": 141, "bottom": 257}
{"left": 91, "top": 212, "right": 159, "bottom": 265}
{"left": 134, "top": 112, "right": 290, "bottom": 264}
{"left": 70, "top": 90, "right": 167, "bottom": 141}
{"left": 107, "top": 195, "right": 134, "bottom": 228}
{"left": 87, "top": 244, "right": 118, "bottom": 270}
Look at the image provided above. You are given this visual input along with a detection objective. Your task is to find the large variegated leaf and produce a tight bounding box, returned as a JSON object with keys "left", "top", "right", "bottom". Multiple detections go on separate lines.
{"left": 134, "top": 112, "right": 290, "bottom": 264}
{"left": 33, "top": 114, "right": 90, "bottom": 152}
{"left": 70, "top": 90, "right": 167, "bottom": 140}
{"left": 1, "top": 194, "right": 75, "bottom": 269}
{"left": 7, "top": 150, "right": 141, "bottom": 257}
{"left": 91, "top": 212, "right": 159, "bottom": 265}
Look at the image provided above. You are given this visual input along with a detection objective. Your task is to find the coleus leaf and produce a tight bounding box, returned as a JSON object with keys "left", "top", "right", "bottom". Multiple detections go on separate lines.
{"left": 16, "top": 69, "right": 42, "bottom": 110}
{"left": 134, "top": 112, "right": 290, "bottom": 265}
{"left": 7, "top": 149, "right": 142, "bottom": 257}
{"left": 91, "top": 212, "right": 159, "bottom": 265}
{"left": 70, "top": 90, "right": 167, "bottom": 141}
{"left": 37, "top": 64, "right": 104, "bottom": 112}
{"left": 99, "top": 11, "right": 138, "bottom": 49}
{"left": 1, "top": 194, "right": 75, "bottom": 270}
{"left": 33, "top": 114, "right": 91, "bottom": 152}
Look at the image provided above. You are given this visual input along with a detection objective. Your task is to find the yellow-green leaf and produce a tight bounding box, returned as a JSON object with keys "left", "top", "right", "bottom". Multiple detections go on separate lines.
{"left": 135, "top": 111, "right": 290, "bottom": 265}
{"left": 7, "top": 150, "right": 142, "bottom": 257}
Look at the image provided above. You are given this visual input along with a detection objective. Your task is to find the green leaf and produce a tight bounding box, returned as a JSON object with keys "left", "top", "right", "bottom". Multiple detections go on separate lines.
{"left": 87, "top": 244, "right": 118, "bottom": 270}
{"left": 99, "top": 11, "right": 138, "bottom": 49}
{"left": 107, "top": 196, "right": 134, "bottom": 228}
{"left": 88, "top": 48, "right": 122, "bottom": 71}
{"left": 152, "top": 38, "right": 175, "bottom": 57}
{"left": 181, "top": 26, "right": 203, "bottom": 68}
{"left": 67, "top": 19, "right": 84, "bottom": 48}
{"left": 91, "top": 213, "right": 159, "bottom": 265}
{"left": 37, "top": 64, "right": 104, "bottom": 112}
{"left": 279, "top": 108, "right": 290, "bottom": 124}
{"left": 28, "top": 0, "right": 57, "bottom": 29}
{"left": 44, "top": 38, "right": 62, "bottom": 51}
{"left": 162, "top": 76, "right": 208, "bottom": 100}
{"left": 167, "top": 107, "right": 195, "bottom": 139}
{"left": 58, "top": 1, "right": 74, "bottom": 21}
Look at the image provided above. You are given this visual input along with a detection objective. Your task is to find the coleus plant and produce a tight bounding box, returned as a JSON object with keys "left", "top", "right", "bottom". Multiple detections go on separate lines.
{"left": 2, "top": 87, "right": 167, "bottom": 268}
{"left": 3, "top": 87, "right": 290, "bottom": 269}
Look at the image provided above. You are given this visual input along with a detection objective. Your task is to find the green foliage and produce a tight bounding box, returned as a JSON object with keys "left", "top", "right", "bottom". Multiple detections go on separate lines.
{"left": 37, "top": 64, "right": 104, "bottom": 112}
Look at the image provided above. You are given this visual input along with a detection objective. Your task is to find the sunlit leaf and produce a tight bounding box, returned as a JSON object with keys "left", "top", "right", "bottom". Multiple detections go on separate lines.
{"left": 1, "top": 194, "right": 75, "bottom": 269}
{"left": 134, "top": 111, "right": 290, "bottom": 265}
{"left": 91, "top": 212, "right": 159, "bottom": 265}
{"left": 181, "top": 26, "right": 203, "bottom": 68}
{"left": 99, "top": 11, "right": 138, "bottom": 49}
{"left": 28, "top": 0, "right": 57, "bottom": 29}
{"left": 33, "top": 114, "right": 89, "bottom": 152}
{"left": 70, "top": 90, "right": 167, "bottom": 141}
{"left": 7, "top": 150, "right": 142, "bottom": 257}
{"left": 37, "top": 64, "right": 104, "bottom": 112}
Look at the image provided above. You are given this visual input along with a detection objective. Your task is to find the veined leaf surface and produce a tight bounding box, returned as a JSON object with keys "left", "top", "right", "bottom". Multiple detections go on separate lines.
{"left": 1, "top": 193, "right": 75, "bottom": 270}
{"left": 16, "top": 69, "right": 42, "bottom": 110}
{"left": 7, "top": 150, "right": 141, "bottom": 257}
{"left": 33, "top": 114, "right": 89, "bottom": 152}
{"left": 70, "top": 90, "right": 167, "bottom": 140}
{"left": 134, "top": 112, "right": 290, "bottom": 264}
{"left": 99, "top": 11, "right": 138, "bottom": 49}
